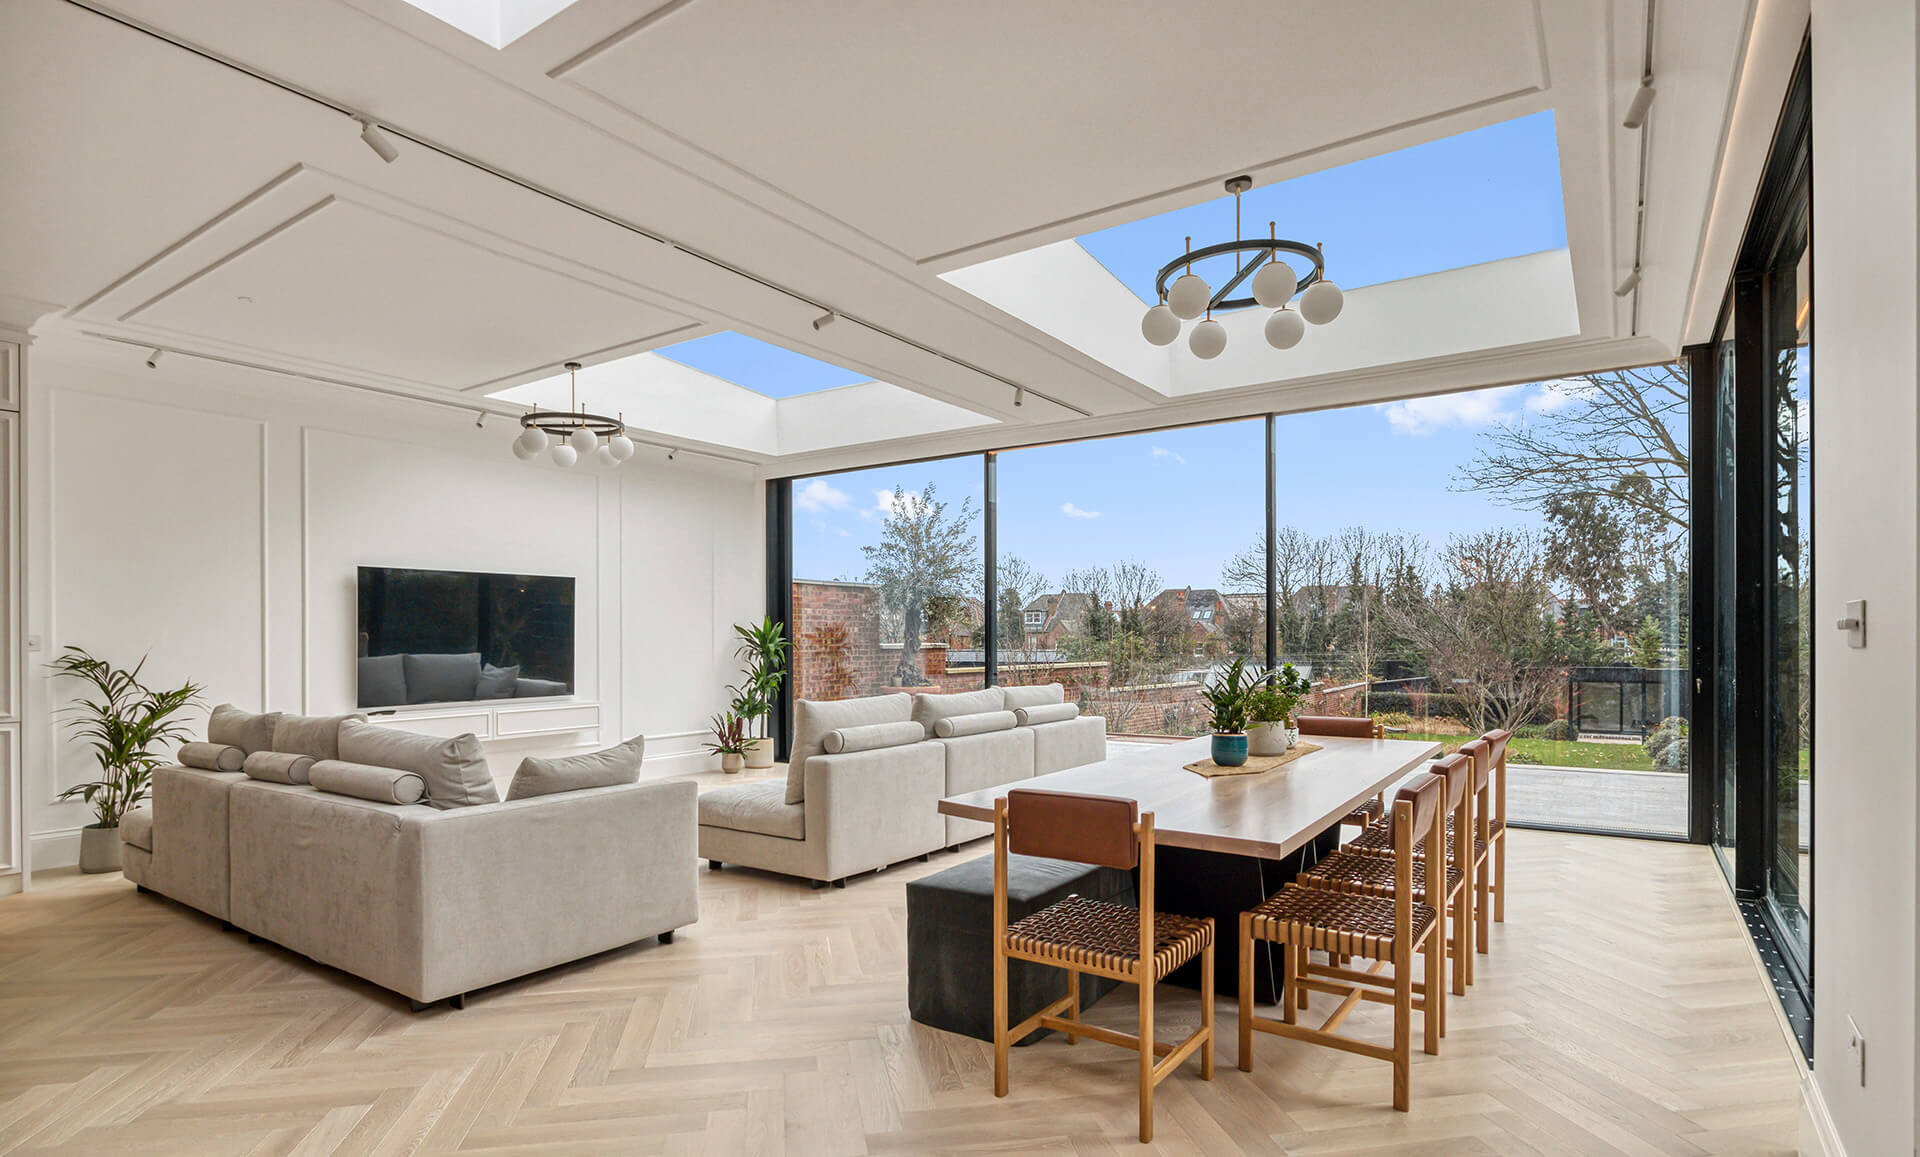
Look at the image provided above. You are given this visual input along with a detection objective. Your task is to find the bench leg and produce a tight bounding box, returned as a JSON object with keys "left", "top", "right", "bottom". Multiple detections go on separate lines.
{"left": 449, "top": 992, "right": 466, "bottom": 1010}
{"left": 833, "top": 878, "right": 847, "bottom": 889}
{"left": 658, "top": 930, "right": 675, "bottom": 945}
{"left": 811, "top": 879, "right": 828, "bottom": 890}
{"left": 409, "top": 998, "right": 432, "bottom": 1013}
{"left": 135, "top": 884, "right": 152, "bottom": 895}
{"left": 708, "top": 860, "right": 724, "bottom": 871}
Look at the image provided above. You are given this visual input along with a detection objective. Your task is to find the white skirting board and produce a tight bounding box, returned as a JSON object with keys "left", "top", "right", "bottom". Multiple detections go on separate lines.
{"left": 29, "top": 826, "right": 81, "bottom": 871}
{"left": 1798, "top": 1072, "right": 1846, "bottom": 1157}
{"left": 0, "top": 871, "right": 21, "bottom": 897}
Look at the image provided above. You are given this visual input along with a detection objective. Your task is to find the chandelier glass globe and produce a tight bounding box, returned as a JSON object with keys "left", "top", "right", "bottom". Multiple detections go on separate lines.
{"left": 1167, "top": 272, "right": 1212, "bottom": 320}
{"left": 1188, "top": 318, "right": 1227, "bottom": 359}
{"left": 1250, "top": 260, "right": 1298, "bottom": 308}
{"left": 1264, "top": 308, "right": 1305, "bottom": 350}
{"left": 550, "top": 443, "right": 578, "bottom": 467}
{"left": 608, "top": 433, "right": 636, "bottom": 462}
{"left": 1140, "top": 303, "right": 1181, "bottom": 346}
{"left": 568, "top": 427, "right": 598, "bottom": 456}
{"left": 1298, "top": 280, "right": 1344, "bottom": 325}
{"left": 511, "top": 439, "right": 538, "bottom": 461}
{"left": 595, "top": 444, "right": 617, "bottom": 467}
{"left": 516, "top": 426, "right": 548, "bottom": 454}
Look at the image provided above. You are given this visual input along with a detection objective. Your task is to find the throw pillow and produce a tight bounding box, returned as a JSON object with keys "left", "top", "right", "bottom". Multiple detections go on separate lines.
{"left": 207, "top": 704, "right": 283, "bottom": 755}
{"left": 357, "top": 654, "right": 407, "bottom": 708}
{"left": 338, "top": 718, "right": 497, "bottom": 808}
{"left": 402, "top": 651, "right": 483, "bottom": 704}
{"left": 1014, "top": 702, "right": 1080, "bottom": 727}
{"left": 931, "top": 710, "right": 1018, "bottom": 739}
{"left": 513, "top": 676, "right": 569, "bottom": 698}
{"left": 272, "top": 712, "right": 365, "bottom": 762}
{"left": 177, "top": 741, "right": 244, "bottom": 772}
{"left": 309, "top": 760, "right": 427, "bottom": 805}
{"left": 242, "top": 750, "right": 315, "bottom": 785}
{"left": 788, "top": 694, "right": 913, "bottom": 804}
{"left": 821, "top": 721, "right": 926, "bottom": 754}
{"left": 475, "top": 662, "right": 520, "bottom": 700}
{"left": 1000, "top": 682, "right": 1066, "bottom": 710}
{"left": 506, "top": 735, "right": 645, "bottom": 800}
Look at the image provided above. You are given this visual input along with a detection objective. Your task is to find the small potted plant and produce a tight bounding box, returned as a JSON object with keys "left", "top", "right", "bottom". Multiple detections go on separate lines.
{"left": 707, "top": 711, "right": 748, "bottom": 774}
{"left": 1248, "top": 663, "right": 1311, "bottom": 755}
{"left": 729, "top": 618, "right": 789, "bottom": 769}
{"left": 50, "top": 647, "right": 202, "bottom": 873}
{"left": 1200, "top": 657, "right": 1254, "bottom": 767}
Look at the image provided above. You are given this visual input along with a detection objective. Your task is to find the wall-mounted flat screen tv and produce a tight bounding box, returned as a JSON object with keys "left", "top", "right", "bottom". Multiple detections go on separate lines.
{"left": 357, "top": 567, "right": 575, "bottom": 708}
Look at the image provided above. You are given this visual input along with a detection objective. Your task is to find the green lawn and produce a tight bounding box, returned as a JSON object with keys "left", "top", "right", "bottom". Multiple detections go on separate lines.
{"left": 1397, "top": 732, "right": 1658, "bottom": 772}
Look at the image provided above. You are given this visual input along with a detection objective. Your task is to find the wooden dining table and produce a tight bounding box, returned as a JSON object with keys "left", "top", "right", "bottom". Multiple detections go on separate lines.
{"left": 939, "top": 733, "right": 1442, "bottom": 1002}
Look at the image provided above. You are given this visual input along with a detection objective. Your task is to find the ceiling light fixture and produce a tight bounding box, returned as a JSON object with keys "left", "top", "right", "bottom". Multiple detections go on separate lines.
{"left": 1615, "top": 267, "right": 1642, "bottom": 296}
{"left": 474, "top": 410, "right": 486, "bottom": 429}
{"left": 144, "top": 348, "right": 163, "bottom": 369}
{"left": 1140, "top": 176, "right": 1343, "bottom": 358}
{"left": 1622, "top": 75, "right": 1657, "bottom": 129}
{"left": 811, "top": 311, "right": 838, "bottom": 331}
{"left": 1014, "top": 387, "right": 1025, "bottom": 408}
{"left": 512, "top": 361, "right": 635, "bottom": 467}
{"left": 358, "top": 118, "right": 400, "bottom": 164}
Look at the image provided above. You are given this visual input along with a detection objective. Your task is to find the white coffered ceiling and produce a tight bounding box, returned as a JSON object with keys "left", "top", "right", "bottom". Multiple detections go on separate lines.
{"left": 0, "top": 0, "right": 1806, "bottom": 474}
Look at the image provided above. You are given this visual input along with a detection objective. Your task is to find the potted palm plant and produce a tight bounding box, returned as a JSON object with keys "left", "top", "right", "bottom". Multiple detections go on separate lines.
{"left": 729, "top": 618, "right": 789, "bottom": 769}
{"left": 707, "top": 711, "right": 748, "bottom": 774}
{"left": 1201, "top": 657, "right": 1254, "bottom": 767}
{"left": 1248, "top": 663, "right": 1311, "bottom": 756}
{"left": 50, "top": 647, "right": 202, "bottom": 873}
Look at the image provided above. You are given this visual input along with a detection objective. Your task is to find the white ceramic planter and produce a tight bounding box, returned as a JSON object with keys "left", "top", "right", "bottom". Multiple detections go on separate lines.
{"left": 743, "top": 736, "right": 774, "bottom": 769}
{"left": 79, "top": 823, "right": 122, "bottom": 874}
{"left": 721, "top": 752, "right": 745, "bottom": 774}
{"left": 1248, "top": 722, "right": 1289, "bottom": 757}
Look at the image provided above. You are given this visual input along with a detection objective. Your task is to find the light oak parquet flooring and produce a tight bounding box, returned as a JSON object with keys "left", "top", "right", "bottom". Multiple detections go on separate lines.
{"left": 0, "top": 829, "right": 1799, "bottom": 1155}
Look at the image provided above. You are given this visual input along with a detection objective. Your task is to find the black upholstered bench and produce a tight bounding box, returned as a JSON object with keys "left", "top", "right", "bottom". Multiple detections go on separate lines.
{"left": 906, "top": 853, "right": 1136, "bottom": 1045}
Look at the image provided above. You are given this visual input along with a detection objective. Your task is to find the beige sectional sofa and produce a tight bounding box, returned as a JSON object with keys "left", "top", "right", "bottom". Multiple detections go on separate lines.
{"left": 122, "top": 710, "right": 698, "bottom": 1010}
{"left": 696, "top": 684, "right": 1106, "bottom": 887}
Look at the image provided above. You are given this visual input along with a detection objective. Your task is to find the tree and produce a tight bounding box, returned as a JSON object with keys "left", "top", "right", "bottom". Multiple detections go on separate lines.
{"left": 861, "top": 484, "right": 977, "bottom": 685}
{"left": 1541, "top": 490, "right": 1632, "bottom": 634}
{"left": 1631, "top": 615, "right": 1665, "bottom": 668}
{"left": 996, "top": 554, "right": 1047, "bottom": 658}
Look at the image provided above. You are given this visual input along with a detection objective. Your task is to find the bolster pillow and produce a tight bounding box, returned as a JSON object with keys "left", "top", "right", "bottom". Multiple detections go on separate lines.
{"left": 1014, "top": 702, "right": 1080, "bottom": 727}
{"left": 822, "top": 721, "right": 926, "bottom": 754}
{"left": 242, "top": 750, "right": 315, "bottom": 785}
{"left": 177, "top": 741, "right": 245, "bottom": 772}
{"left": 309, "top": 760, "right": 427, "bottom": 805}
{"left": 932, "top": 710, "right": 1019, "bottom": 739}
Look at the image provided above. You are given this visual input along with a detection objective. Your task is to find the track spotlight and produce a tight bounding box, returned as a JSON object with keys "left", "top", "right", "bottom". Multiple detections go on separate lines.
{"left": 474, "top": 410, "right": 486, "bottom": 429}
{"left": 358, "top": 118, "right": 400, "bottom": 164}
{"left": 1623, "top": 78, "right": 1656, "bottom": 129}
{"left": 1614, "top": 268, "right": 1642, "bottom": 297}
{"left": 1013, "top": 387, "right": 1025, "bottom": 408}
{"left": 812, "top": 311, "right": 837, "bottom": 332}
{"left": 145, "top": 348, "right": 163, "bottom": 369}
{"left": 666, "top": 448, "right": 677, "bottom": 462}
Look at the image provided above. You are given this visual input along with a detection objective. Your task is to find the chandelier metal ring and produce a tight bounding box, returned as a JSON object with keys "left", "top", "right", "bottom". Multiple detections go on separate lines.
{"left": 1152, "top": 238, "right": 1325, "bottom": 314}
{"left": 519, "top": 410, "right": 625, "bottom": 438}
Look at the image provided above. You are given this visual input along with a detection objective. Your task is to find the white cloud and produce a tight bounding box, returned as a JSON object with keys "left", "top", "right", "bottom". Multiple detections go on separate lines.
{"left": 869, "top": 489, "right": 930, "bottom": 520}
{"left": 1380, "top": 381, "right": 1579, "bottom": 435}
{"left": 1151, "top": 446, "right": 1186, "bottom": 465}
{"left": 794, "top": 478, "right": 849, "bottom": 513}
{"left": 1061, "top": 502, "right": 1100, "bottom": 519}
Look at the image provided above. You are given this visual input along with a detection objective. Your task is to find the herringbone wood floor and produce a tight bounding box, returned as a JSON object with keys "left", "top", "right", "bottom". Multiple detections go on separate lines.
{"left": 0, "top": 828, "right": 1799, "bottom": 1155}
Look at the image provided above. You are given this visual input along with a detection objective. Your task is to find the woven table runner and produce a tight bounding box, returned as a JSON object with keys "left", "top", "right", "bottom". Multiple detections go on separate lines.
{"left": 1184, "top": 741, "right": 1322, "bottom": 777}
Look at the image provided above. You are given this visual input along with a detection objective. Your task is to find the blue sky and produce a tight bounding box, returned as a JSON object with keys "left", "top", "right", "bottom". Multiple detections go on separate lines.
{"left": 655, "top": 332, "right": 872, "bottom": 398}
{"left": 791, "top": 383, "right": 1576, "bottom": 588}
{"left": 1077, "top": 112, "right": 1567, "bottom": 304}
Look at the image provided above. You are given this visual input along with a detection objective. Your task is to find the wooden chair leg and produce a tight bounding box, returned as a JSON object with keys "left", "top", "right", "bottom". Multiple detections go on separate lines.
{"left": 1064, "top": 970, "right": 1080, "bottom": 1045}
{"left": 1237, "top": 914, "right": 1255, "bottom": 1072}
{"left": 1200, "top": 944, "right": 1215, "bottom": 1081}
{"left": 1450, "top": 897, "right": 1468, "bottom": 997}
{"left": 1281, "top": 940, "right": 1298, "bottom": 1025}
{"left": 1461, "top": 883, "right": 1475, "bottom": 988}
{"left": 1138, "top": 970, "right": 1155, "bottom": 1144}
{"left": 1494, "top": 833, "right": 1507, "bottom": 923}
{"left": 1393, "top": 940, "right": 1412, "bottom": 1112}
{"left": 1476, "top": 854, "right": 1492, "bottom": 954}
{"left": 992, "top": 940, "right": 1009, "bottom": 1098}
{"left": 1424, "top": 924, "right": 1443, "bottom": 1052}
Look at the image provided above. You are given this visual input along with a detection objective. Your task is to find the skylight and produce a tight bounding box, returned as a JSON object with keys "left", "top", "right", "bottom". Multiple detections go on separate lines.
{"left": 398, "top": 0, "right": 579, "bottom": 48}
{"left": 1075, "top": 112, "right": 1567, "bottom": 303}
{"left": 653, "top": 332, "right": 872, "bottom": 398}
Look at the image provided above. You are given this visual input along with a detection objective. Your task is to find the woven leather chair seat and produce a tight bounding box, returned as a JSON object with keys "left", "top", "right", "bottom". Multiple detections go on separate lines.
{"left": 1245, "top": 885, "right": 1437, "bottom": 959}
{"left": 1297, "top": 846, "right": 1463, "bottom": 900}
{"left": 1341, "top": 796, "right": 1385, "bottom": 826}
{"left": 1347, "top": 821, "right": 1485, "bottom": 861}
{"left": 1004, "top": 894, "right": 1213, "bottom": 982}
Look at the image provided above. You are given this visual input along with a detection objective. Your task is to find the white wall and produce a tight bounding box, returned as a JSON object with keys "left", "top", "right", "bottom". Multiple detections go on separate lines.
{"left": 1809, "top": 3, "right": 1919, "bottom": 1153}
{"left": 24, "top": 334, "right": 762, "bottom": 869}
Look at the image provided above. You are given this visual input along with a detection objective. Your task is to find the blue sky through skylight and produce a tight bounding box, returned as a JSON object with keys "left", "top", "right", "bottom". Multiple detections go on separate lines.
{"left": 1076, "top": 112, "right": 1567, "bottom": 305}
{"left": 654, "top": 332, "right": 873, "bottom": 398}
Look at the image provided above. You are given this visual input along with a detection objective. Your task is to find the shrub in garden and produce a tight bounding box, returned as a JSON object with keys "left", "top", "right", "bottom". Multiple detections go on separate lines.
{"left": 1542, "top": 718, "right": 1580, "bottom": 742}
{"left": 1644, "top": 715, "right": 1688, "bottom": 771}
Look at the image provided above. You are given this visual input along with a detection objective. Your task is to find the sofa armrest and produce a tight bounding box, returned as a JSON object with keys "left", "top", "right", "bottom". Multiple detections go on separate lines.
{"left": 804, "top": 742, "right": 945, "bottom": 879}
{"left": 403, "top": 779, "right": 699, "bottom": 1001}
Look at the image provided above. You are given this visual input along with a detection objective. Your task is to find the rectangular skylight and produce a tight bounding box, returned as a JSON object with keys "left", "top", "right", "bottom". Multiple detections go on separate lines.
{"left": 398, "top": 0, "right": 579, "bottom": 48}
{"left": 653, "top": 332, "right": 873, "bottom": 398}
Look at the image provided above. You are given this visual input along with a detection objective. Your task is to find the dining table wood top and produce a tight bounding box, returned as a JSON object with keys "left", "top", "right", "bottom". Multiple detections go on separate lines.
{"left": 938, "top": 734, "right": 1443, "bottom": 861}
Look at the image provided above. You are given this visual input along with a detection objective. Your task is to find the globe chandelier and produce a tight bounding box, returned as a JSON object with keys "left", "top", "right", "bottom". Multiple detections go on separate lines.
{"left": 511, "top": 361, "right": 637, "bottom": 467}
{"left": 1140, "top": 175, "right": 1345, "bottom": 358}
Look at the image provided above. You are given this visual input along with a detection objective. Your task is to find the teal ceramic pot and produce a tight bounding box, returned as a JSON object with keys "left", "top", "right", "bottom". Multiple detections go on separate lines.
{"left": 1211, "top": 732, "right": 1249, "bottom": 767}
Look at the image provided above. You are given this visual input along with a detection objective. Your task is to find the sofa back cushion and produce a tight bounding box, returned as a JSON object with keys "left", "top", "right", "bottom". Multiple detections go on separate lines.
{"left": 338, "top": 718, "right": 498, "bottom": 808}
{"left": 507, "top": 735, "right": 645, "bottom": 800}
{"left": 910, "top": 689, "right": 1006, "bottom": 733}
{"left": 822, "top": 720, "right": 926, "bottom": 755}
{"left": 789, "top": 694, "right": 913, "bottom": 804}
{"left": 310, "top": 759, "right": 428, "bottom": 805}
{"left": 1000, "top": 683, "right": 1066, "bottom": 710}
{"left": 357, "top": 654, "right": 407, "bottom": 708}
{"left": 208, "top": 704, "right": 283, "bottom": 755}
{"left": 273, "top": 713, "right": 364, "bottom": 762}
{"left": 403, "top": 652, "right": 482, "bottom": 705}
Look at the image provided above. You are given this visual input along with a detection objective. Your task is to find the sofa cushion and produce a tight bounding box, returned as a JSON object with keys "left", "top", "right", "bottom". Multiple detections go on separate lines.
{"left": 475, "top": 662, "right": 520, "bottom": 700}
{"left": 699, "top": 780, "right": 804, "bottom": 840}
{"left": 338, "top": 718, "right": 498, "bottom": 808}
{"left": 514, "top": 677, "right": 569, "bottom": 698}
{"left": 177, "top": 741, "right": 244, "bottom": 772}
{"left": 822, "top": 721, "right": 926, "bottom": 755}
{"left": 309, "top": 759, "right": 427, "bottom": 805}
{"left": 932, "top": 710, "right": 1018, "bottom": 739}
{"left": 208, "top": 704, "right": 283, "bottom": 755}
{"left": 120, "top": 806, "right": 154, "bottom": 852}
{"left": 242, "top": 750, "right": 315, "bottom": 785}
{"left": 403, "top": 652, "right": 482, "bottom": 704}
{"left": 911, "top": 689, "right": 1006, "bottom": 733}
{"left": 272, "top": 713, "right": 362, "bottom": 762}
{"left": 1014, "top": 702, "right": 1080, "bottom": 727}
{"left": 357, "top": 654, "right": 407, "bottom": 708}
{"left": 789, "top": 694, "right": 912, "bottom": 805}
{"left": 1000, "top": 683, "right": 1066, "bottom": 710}
{"left": 507, "top": 735, "right": 644, "bottom": 800}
